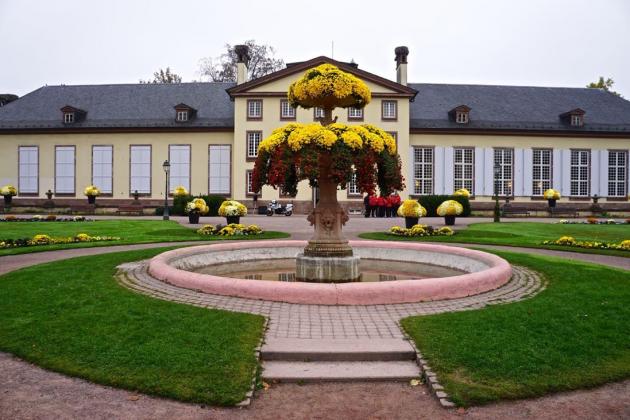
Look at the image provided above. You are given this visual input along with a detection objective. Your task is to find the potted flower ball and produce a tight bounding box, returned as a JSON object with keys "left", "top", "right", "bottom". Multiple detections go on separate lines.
{"left": 218, "top": 199, "right": 248, "bottom": 225}
{"left": 84, "top": 185, "right": 101, "bottom": 204}
{"left": 1, "top": 185, "right": 17, "bottom": 205}
{"left": 185, "top": 197, "right": 209, "bottom": 224}
{"left": 397, "top": 199, "right": 427, "bottom": 228}
{"left": 543, "top": 188, "right": 560, "bottom": 208}
{"left": 173, "top": 185, "right": 188, "bottom": 197}
{"left": 453, "top": 188, "right": 471, "bottom": 198}
{"left": 437, "top": 199, "right": 464, "bottom": 226}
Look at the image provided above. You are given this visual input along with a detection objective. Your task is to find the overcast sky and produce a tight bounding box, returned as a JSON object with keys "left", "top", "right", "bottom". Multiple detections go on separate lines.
{"left": 1, "top": 0, "right": 629, "bottom": 98}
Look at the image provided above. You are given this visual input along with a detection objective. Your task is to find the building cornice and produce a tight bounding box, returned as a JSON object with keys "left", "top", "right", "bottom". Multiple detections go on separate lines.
{"left": 0, "top": 126, "right": 234, "bottom": 135}
{"left": 410, "top": 127, "right": 630, "bottom": 138}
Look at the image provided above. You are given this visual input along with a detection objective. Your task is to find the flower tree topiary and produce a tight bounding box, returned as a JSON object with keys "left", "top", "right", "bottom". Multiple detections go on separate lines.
{"left": 252, "top": 64, "right": 404, "bottom": 280}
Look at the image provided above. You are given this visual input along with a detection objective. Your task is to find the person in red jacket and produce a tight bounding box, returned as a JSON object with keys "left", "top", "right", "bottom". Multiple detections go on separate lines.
{"left": 377, "top": 195, "right": 387, "bottom": 217}
{"left": 389, "top": 191, "right": 401, "bottom": 217}
{"left": 368, "top": 194, "right": 378, "bottom": 217}
{"left": 385, "top": 194, "right": 394, "bottom": 217}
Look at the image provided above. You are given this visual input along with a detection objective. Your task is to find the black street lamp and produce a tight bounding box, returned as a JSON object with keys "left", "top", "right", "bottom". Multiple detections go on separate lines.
{"left": 162, "top": 160, "right": 170, "bottom": 221}
{"left": 493, "top": 163, "right": 501, "bottom": 223}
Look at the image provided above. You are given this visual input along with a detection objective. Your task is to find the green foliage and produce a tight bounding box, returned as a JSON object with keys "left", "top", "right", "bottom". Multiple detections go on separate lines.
{"left": 139, "top": 67, "right": 182, "bottom": 84}
{"left": 402, "top": 252, "right": 630, "bottom": 406}
{"left": 0, "top": 249, "right": 265, "bottom": 405}
{"left": 586, "top": 76, "right": 622, "bottom": 97}
{"left": 417, "top": 195, "right": 471, "bottom": 217}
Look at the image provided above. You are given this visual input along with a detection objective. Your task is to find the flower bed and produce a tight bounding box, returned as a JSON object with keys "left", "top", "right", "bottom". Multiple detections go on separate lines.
{"left": 1, "top": 215, "right": 91, "bottom": 222}
{"left": 0, "top": 233, "right": 120, "bottom": 249}
{"left": 557, "top": 218, "right": 629, "bottom": 225}
{"left": 196, "top": 224, "right": 263, "bottom": 237}
{"left": 542, "top": 236, "right": 630, "bottom": 251}
{"left": 388, "top": 225, "right": 455, "bottom": 237}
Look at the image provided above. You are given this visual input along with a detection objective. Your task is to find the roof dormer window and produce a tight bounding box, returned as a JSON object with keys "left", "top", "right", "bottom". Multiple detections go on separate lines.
{"left": 449, "top": 105, "right": 471, "bottom": 124}
{"left": 64, "top": 112, "right": 75, "bottom": 124}
{"left": 559, "top": 108, "right": 585, "bottom": 127}
{"left": 176, "top": 110, "right": 188, "bottom": 122}
{"left": 173, "top": 103, "right": 196, "bottom": 123}
{"left": 60, "top": 105, "right": 86, "bottom": 124}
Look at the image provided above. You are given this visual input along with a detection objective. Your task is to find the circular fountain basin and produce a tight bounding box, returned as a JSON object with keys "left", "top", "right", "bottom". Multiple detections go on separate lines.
{"left": 148, "top": 240, "right": 512, "bottom": 305}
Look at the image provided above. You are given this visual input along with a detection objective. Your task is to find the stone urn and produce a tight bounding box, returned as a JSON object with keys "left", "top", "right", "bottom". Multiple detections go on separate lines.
{"left": 188, "top": 213, "right": 200, "bottom": 224}
{"left": 87, "top": 195, "right": 96, "bottom": 205}
{"left": 445, "top": 215, "right": 456, "bottom": 226}
{"left": 547, "top": 199, "right": 557, "bottom": 208}
{"left": 3, "top": 195, "right": 12, "bottom": 205}
{"left": 405, "top": 217, "right": 419, "bottom": 229}
{"left": 226, "top": 216, "right": 240, "bottom": 225}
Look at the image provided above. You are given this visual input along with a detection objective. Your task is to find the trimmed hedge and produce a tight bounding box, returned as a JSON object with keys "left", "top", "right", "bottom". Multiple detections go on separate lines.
{"left": 156, "top": 195, "right": 227, "bottom": 216}
{"left": 417, "top": 195, "right": 471, "bottom": 217}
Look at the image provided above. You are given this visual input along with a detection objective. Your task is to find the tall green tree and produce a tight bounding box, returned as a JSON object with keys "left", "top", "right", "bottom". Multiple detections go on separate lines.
{"left": 140, "top": 67, "right": 182, "bottom": 84}
{"left": 586, "top": 76, "right": 621, "bottom": 97}
{"left": 198, "top": 40, "right": 284, "bottom": 82}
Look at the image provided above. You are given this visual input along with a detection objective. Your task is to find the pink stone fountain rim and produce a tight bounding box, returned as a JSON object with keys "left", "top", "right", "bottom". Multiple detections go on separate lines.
{"left": 147, "top": 240, "right": 513, "bottom": 305}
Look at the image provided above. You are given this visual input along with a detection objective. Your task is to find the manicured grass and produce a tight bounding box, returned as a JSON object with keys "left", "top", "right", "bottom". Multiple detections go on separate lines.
{"left": 360, "top": 222, "right": 630, "bottom": 257}
{"left": 0, "top": 219, "right": 289, "bottom": 256}
{"left": 0, "top": 248, "right": 265, "bottom": 406}
{"left": 402, "top": 251, "right": 630, "bottom": 407}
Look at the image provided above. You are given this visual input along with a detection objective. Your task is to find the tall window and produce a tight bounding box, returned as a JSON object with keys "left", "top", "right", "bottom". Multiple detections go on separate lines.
{"left": 209, "top": 145, "right": 231, "bottom": 194}
{"left": 494, "top": 148, "right": 513, "bottom": 196}
{"left": 246, "top": 170, "right": 255, "bottom": 195}
{"left": 348, "top": 170, "right": 360, "bottom": 195}
{"left": 63, "top": 112, "right": 75, "bottom": 124}
{"left": 247, "top": 99, "right": 262, "bottom": 119}
{"left": 382, "top": 100, "right": 397, "bottom": 120}
{"left": 348, "top": 107, "right": 363, "bottom": 120}
{"left": 413, "top": 147, "right": 433, "bottom": 195}
{"left": 570, "top": 149, "right": 590, "bottom": 197}
{"left": 169, "top": 145, "right": 190, "bottom": 192}
{"left": 247, "top": 131, "right": 262, "bottom": 159}
{"left": 608, "top": 150, "right": 627, "bottom": 197}
{"left": 313, "top": 107, "right": 324, "bottom": 120}
{"left": 453, "top": 147, "right": 474, "bottom": 195}
{"left": 176, "top": 110, "right": 188, "bottom": 122}
{"left": 55, "top": 146, "right": 75, "bottom": 194}
{"left": 18, "top": 146, "right": 38, "bottom": 194}
{"left": 280, "top": 100, "right": 295, "bottom": 120}
{"left": 532, "top": 149, "right": 552, "bottom": 196}
{"left": 130, "top": 145, "right": 151, "bottom": 194}
{"left": 92, "top": 145, "right": 113, "bottom": 194}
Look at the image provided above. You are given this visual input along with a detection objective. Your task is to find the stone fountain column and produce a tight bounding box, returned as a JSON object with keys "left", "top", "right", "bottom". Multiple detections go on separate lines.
{"left": 296, "top": 109, "right": 361, "bottom": 283}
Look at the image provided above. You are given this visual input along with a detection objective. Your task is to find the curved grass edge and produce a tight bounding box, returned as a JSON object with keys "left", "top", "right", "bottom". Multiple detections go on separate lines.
{"left": 401, "top": 250, "right": 630, "bottom": 407}
{"left": 0, "top": 247, "right": 266, "bottom": 406}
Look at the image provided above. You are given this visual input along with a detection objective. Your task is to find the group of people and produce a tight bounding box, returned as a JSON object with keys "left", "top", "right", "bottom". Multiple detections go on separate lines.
{"left": 364, "top": 192, "right": 401, "bottom": 218}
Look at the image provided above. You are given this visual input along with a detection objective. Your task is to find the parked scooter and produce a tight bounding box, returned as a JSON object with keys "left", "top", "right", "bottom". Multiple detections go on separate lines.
{"left": 266, "top": 200, "right": 293, "bottom": 216}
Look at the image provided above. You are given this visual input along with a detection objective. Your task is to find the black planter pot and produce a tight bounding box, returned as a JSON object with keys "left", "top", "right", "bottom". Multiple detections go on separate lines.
{"left": 405, "top": 217, "right": 419, "bottom": 229}
{"left": 87, "top": 195, "right": 96, "bottom": 205}
{"left": 445, "top": 215, "right": 456, "bottom": 226}
{"left": 547, "top": 199, "right": 557, "bottom": 208}
{"left": 188, "top": 213, "right": 200, "bottom": 224}
{"left": 226, "top": 216, "right": 240, "bottom": 225}
{"left": 3, "top": 195, "right": 12, "bottom": 205}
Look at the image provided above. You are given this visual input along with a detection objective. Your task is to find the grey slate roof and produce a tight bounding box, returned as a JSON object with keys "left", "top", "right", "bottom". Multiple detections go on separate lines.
{"left": 409, "top": 83, "right": 630, "bottom": 132}
{"left": 0, "top": 82, "right": 235, "bottom": 130}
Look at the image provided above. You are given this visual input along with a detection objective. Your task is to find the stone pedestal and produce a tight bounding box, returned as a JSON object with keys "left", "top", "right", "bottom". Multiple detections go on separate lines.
{"left": 295, "top": 253, "right": 361, "bottom": 283}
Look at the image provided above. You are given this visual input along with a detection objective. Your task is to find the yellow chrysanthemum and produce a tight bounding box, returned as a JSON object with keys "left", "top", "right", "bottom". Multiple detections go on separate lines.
{"left": 453, "top": 188, "right": 470, "bottom": 198}
{"left": 397, "top": 199, "right": 426, "bottom": 217}
{"left": 436, "top": 200, "right": 464, "bottom": 217}
{"left": 543, "top": 189, "right": 561, "bottom": 200}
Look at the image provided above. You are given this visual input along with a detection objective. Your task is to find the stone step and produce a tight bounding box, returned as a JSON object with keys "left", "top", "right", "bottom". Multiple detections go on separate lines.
{"left": 261, "top": 338, "right": 416, "bottom": 361}
{"left": 262, "top": 360, "right": 420, "bottom": 382}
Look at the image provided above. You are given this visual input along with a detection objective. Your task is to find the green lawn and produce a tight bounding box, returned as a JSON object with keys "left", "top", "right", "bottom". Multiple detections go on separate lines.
{"left": 402, "top": 251, "right": 630, "bottom": 407}
{"left": 360, "top": 222, "right": 630, "bottom": 257}
{"left": 0, "top": 220, "right": 289, "bottom": 256}
{"left": 0, "top": 248, "right": 265, "bottom": 406}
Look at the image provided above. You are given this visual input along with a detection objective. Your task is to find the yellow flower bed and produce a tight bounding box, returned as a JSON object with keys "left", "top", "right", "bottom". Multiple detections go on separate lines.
{"left": 453, "top": 188, "right": 470, "bottom": 198}
{"left": 542, "top": 236, "right": 630, "bottom": 251}
{"left": 1, "top": 185, "right": 17, "bottom": 196}
{"left": 173, "top": 186, "right": 189, "bottom": 197}
{"left": 196, "top": 224, "right": 263, "bottom": 236}
{"left": 288, "top": 64, "right": 371, "bottom": 109}
{"left": 397, "top": 199, "right": 427, "bottom": 217}
{"left": 218, "top": 200, "right": 247, "bottom": 217}
{"left": 543, "top": 189, "right": 561, "bottom": 200}
{"left": 84, "top": 185, "right": 101, "bottom": 196}
{"left": 0, "top": 233, "right": 121, "bottom": 249}
{"left": 437, "top": 200, "right": 464, "bottom": 217}
{"left": 389, "top": 225, "right": 454, "bottom": 237}
{"left": 185, "top": 198, "right": 209, "bottom": 215}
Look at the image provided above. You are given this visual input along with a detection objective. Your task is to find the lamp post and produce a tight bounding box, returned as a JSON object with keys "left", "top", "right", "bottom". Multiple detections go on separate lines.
{"left": 162, "top": 160, "right": 170, "bottom": 221}
{"left": 493, "top": 163, "right": 501, "bottom": 223}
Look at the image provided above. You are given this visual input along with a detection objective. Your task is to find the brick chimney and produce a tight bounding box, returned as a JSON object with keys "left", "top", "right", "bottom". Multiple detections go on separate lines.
{"left": 395, "top": 46, "right": 409, "bottom": 86}
{"left": 235, "top": 44, "right": 250, "bottom": 85}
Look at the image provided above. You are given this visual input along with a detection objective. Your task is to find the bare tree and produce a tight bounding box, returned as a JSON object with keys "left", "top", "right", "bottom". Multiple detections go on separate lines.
{"left": 198, "top": 40, "right": 284, "bottom": 82}
{"left": 140, "top": 67, "right": 183, "bottom": 84}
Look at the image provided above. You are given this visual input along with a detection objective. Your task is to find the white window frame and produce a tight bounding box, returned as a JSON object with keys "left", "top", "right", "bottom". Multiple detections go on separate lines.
{"left": 130, "top": 145, "right": 151, "bottom": 195}
{"left": 169, "top": 145, "right": 191, "bottom": 193}
{"left": 247, "top": 99, "right": 262, "bottom": 119}
{"left": 494, "top": 148, "right": 513, "bottom": 197}
{"left": 314, "top": 107, "right": 324, "bottom": 119}
{"left": 382, "top": 100, "right": 397, "bottom": 120}
{"left": 455, "top": 112, "right": 469, "bottom": 124}
{"left": 247, "top": 131, "right": 262, "bottom": 159}
{"left": 55, "top": 146, "right": 75, "bottom": 194}
{"left": 246, "top": 170, "right": 255, "bottom": 195}
{"left": 608, "top": 150, "right": 627, "bottom": 197}
{"left": 209, "top": 145, "right": 231, "bottom": 195}
{"left": 532, "top": 148, "right": 553, "bottom": 196}
{"left": 453, "top": 147, "right": 474, "bottom": 195}
{"left": 347, "top": 170, "right": 360, "bottom": 196}
{"left": 64, "top": 112, "right": 74, "bottom": 123}
{"left": 176, "top": 110, "right": 188, "bottom": 122}
{"left": 280, "top": 100, "right": 295, "bottom": 119}
{"left": 92, "top": 145, "right": 113, "bottom": 194}
{"left": 413, "top": 147, "right": 434, "bottom": 195}
{"left": 570, "top": 149, "right": 590, "bottom": 197}
{"left": 571, "top": 114, "right": 583, "bottom": 127}
{"left": 18, "top": 146, "right": 38, "bottom": 194}
{"left": 348, "top": 107, "right": 363, "bottom": 120}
